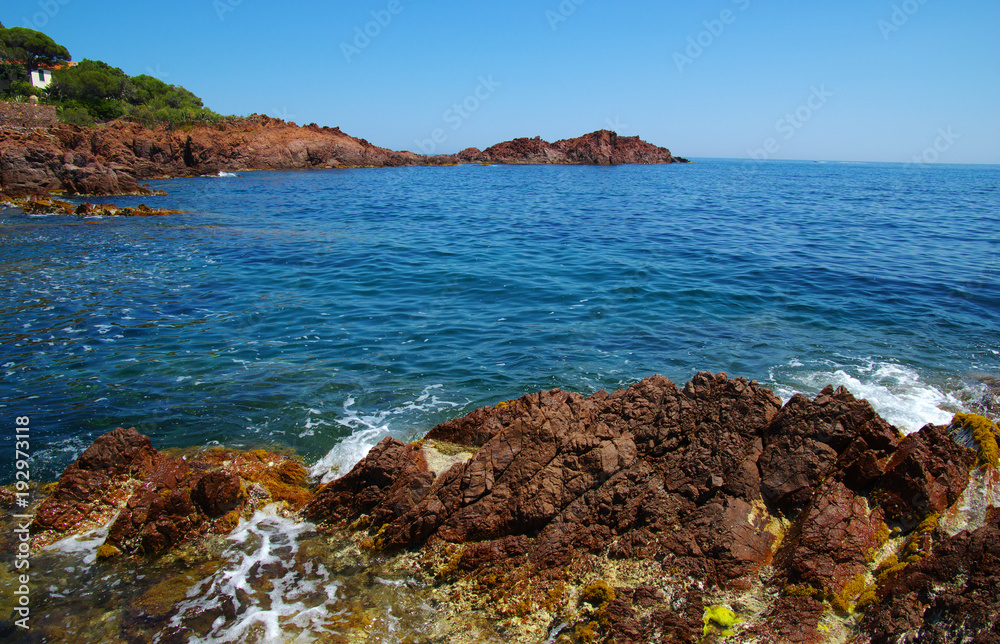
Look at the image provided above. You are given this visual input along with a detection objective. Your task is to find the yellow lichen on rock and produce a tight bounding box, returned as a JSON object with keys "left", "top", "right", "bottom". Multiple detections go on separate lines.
{"left": 95, "top": 544, "right": 121, "bottom": 561}
{"left": 703, "top": 604, "right": 742, "bottom": 637}
{"left": 831, "top": 572, "right": 870, "bottom": 614}
{"left": 855, "top": 585, "right": 880, "bottom": 612}
{"left": 952, "top": 413, "right": 1000, "bottom": 470}
{"left": 783, "top": 583, "right": 819, "bottom": 598}
{"left": 579, "top": 580, "right": 616, "bottom": 609}
{"left": 917, "top": 513, "right": 940, "bottom": 534}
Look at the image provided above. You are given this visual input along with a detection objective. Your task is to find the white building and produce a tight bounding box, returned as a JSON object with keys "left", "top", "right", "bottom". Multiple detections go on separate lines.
{"left": 29, "top": 63, "right": 73, "bottom": 89}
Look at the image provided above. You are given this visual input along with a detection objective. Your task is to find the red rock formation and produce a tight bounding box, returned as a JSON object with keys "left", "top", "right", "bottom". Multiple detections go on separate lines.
{"left": 466, "top": 130, "right": 688, "bottom": 165}
{"left": 31, "top": 375, "right": 996, "bottom": 642}
{"left": 308, "top": 374, "right": 787, "bottom": 584}
{"left": 863, "top": 507, "right": 1000, "bottom": 643}
{"left": 0, "top": 116, "right": 423, "bottom": 198}
{"left": 32, "top": 427, "right": 311, "bottom": 554}
{"left": 32, "top": 427, "right": 162, "bottom": 537}
{"left": 0, "top": 119, "right": 688, "bottom": 198}
{"left": 0, "top": 126, "right": 148, "bottom": 197}
{"left": 304, "top": 373, "right": 994, "bottom": 643}
{"left": 306, "top": 373, "right": 787, "bottom": 586}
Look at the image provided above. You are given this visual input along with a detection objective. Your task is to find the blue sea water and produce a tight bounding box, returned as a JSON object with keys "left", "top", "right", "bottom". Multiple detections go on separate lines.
{"left": 2, "top": 159, "right": 999, "bottom": 483}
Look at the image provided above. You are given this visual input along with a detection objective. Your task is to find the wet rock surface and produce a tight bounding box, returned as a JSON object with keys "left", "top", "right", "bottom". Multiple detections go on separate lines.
{"left": 20, "top": 374, "right": 1000, "bottom": 643}
{"left": 32, "top": 427, "right": 311, "bottom": 554}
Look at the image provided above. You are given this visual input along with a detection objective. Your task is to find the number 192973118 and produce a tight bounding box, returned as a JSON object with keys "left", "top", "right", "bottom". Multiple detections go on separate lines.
{"left": 14, "top": 416, "right": 31, "bottom": 506}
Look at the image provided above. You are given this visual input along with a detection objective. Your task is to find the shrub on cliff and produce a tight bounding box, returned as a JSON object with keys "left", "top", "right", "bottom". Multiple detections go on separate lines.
{"left": 123, "top": 74, "right": 220, "bottom": 125}
{"left": 6, "top": 79, "right": 42, "bottom": 98}
{"left": 0, "top": 61, "right": 29, "bottom": 92}
{"left": 58, "top": 106, "right": 94, "bottom": 127}
{"left": 0, "top": 25, "right": 68, "bottom": 99}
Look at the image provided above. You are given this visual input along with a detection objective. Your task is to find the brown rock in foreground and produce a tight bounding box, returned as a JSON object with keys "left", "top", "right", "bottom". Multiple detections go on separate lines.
{"left": 32, "top": 427, "right": 311, "bottom": 554}
{"left": 305, "top": 373, "right": 997, "bottom": 644}
{"left": 32, "top": 426, "right": 162, "bottom": 538}
{"left": 27, "top": 374, "right": 997, "bottom": 643}
{"left": 862, "top": 507, "right": 1000, "bottom": 643}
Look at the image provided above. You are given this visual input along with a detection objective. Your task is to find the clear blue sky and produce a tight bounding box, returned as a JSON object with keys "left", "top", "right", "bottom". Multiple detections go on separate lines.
{"left": 6, "top": 0, "right": 998, "bottom": 163}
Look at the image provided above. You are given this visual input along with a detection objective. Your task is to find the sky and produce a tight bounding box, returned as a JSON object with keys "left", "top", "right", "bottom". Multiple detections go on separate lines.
{"left": 4, "top": 0, "right": 998, "bottom": 163}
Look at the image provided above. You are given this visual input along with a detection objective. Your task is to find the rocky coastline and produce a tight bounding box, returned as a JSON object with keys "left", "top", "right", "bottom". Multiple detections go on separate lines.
{"left": 6, "top": 372, "right": 998, "bottom": 643}
{"left": 0, "top": 116, "right": 688, "bottom": 199}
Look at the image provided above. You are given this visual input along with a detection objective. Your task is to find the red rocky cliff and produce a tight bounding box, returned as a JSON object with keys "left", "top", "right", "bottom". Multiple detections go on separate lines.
{"left": 0, "top": 118, "right": 687, "bottom": 198}
{"left": 0, "top": 116, "right": 422, "bottom": 198}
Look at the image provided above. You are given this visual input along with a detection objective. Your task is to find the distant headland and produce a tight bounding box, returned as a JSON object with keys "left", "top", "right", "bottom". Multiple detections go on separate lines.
{"left": 0, "top": 112, "right": 689, "bottom": 199}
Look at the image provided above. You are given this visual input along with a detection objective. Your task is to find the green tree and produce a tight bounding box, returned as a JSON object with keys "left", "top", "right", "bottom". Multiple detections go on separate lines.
{"left": 129, "top": 74, "right": 204, "bottom": 110}
{"left": 48, "top": 59, "right": 135, "bottom": 120}
{"left": 50, "top": 58, "right": 132, "bottom": 101}
{"left": 124, "top": 73, "right": 219, "bottom": 125}
{"left": 0, "top": 26, "right": 71, "bottom": 69}
{"left": 0, "top": 58, "right": 28, "bottom": 91}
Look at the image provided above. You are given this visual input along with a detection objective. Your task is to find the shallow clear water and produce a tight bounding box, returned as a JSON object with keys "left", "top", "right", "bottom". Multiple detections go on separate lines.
{"left": 2, "top": 159, "right": 999, "bottom": 482}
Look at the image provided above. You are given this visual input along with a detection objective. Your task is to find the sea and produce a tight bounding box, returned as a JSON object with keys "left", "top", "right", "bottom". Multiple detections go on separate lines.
{"left": 1, "top": 158, "right": 998, "bottom": 641}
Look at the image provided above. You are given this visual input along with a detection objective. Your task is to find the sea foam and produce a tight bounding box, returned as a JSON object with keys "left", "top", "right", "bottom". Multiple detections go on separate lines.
{"left": 769, "top": 358, "right": 962, "bottom": 433}
{"left": 164, "top": 505, "right": 338, "bottom": 644}
{"left": 308, "top": 384, "right": 460, "bottom": 484}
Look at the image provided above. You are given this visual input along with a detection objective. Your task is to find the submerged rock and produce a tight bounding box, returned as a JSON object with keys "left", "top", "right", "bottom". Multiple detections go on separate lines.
{"left": 10, "top": 198, "right": 183, "bottom": 217}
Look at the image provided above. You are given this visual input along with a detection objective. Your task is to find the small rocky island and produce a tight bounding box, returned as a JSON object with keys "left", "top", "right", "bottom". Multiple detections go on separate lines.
{"left": 11, "top": 373, "right": 998, "bottom": 643}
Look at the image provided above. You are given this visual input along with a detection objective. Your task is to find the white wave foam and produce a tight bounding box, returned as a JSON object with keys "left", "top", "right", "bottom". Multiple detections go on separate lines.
{"left": 769, "top": 359, "right": 963, "bottom": 433}
{"left": 309, "top": 385, "right": 460, "bottom": 484}
{"left": 165, "top": 505, "right": 337, "bottom": 644}
{"left": 43, "top": 517, "right": 116, "bottom": 566}
{"left": 215, "top": 171, "right": 239, "bottom": 178}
